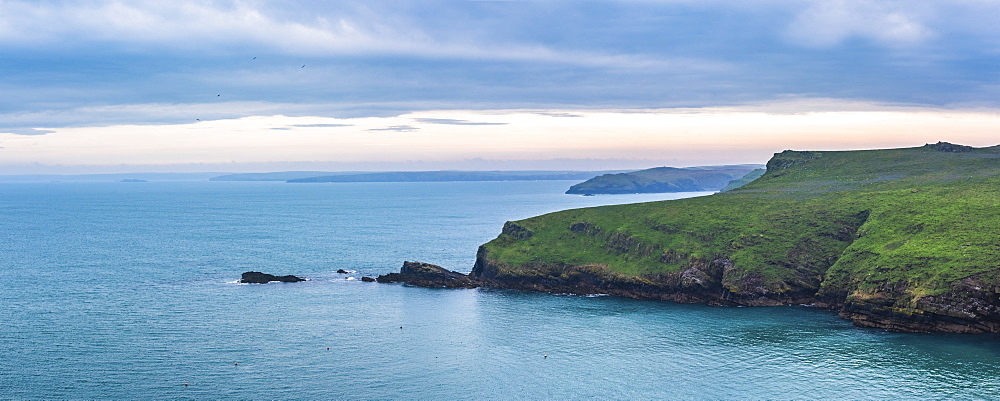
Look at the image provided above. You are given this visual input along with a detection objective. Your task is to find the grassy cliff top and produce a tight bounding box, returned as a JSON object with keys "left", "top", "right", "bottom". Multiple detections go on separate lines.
{"left": 482, "top": 143, "right": 999, "bottom": 306}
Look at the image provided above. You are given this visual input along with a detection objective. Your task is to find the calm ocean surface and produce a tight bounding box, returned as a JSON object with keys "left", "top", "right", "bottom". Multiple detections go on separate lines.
{"left": 1, "top": 180, "right": 997, "bottom": 399}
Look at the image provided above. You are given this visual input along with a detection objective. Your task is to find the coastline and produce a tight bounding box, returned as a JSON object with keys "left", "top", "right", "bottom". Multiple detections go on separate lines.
{"left": 376, "top": 248, "right": 1000, "bottom": 334}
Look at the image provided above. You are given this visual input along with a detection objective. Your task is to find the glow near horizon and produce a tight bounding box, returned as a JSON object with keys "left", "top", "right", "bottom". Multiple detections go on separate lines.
{"left": 2, "top": 101, "right": 997, "bottom": 172}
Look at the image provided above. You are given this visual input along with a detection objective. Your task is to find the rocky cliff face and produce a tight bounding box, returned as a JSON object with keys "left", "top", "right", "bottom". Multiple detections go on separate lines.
{"left": 471, "top": 247, "right": 816, "bottom": 306}
{"left": 834, "top": 274, "right": 1000, "bottom": 333}
{"left": 469, "top": 249, "right": 1000, "bottom": 333}
{"left": 383, "top": 251, "right": 1000, "bottom": 333}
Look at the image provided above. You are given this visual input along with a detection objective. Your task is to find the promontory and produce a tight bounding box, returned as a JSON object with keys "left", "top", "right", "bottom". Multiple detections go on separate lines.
{"left": 403, "top": 143, "right": 999, "bottom": 333}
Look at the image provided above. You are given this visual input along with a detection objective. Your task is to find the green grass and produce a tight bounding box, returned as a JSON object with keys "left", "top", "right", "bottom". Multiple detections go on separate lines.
{"left": 482, "top": 144, "right": 1000, "bottom": 304}
{"left": 720, "top": 168, "right": 765, "bottom": 192}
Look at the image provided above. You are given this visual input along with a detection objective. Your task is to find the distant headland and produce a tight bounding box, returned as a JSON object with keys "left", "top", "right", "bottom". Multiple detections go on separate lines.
{"left": 565, "top": 164, "right": 763, "bottom": 195}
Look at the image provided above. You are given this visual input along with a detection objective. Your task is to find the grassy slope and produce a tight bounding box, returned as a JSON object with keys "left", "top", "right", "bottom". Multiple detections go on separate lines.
{"left": 720, "top": 168, "right": 765, "bottom": 192}
{"left": 483, "top": 144, "right": 999, "bottom": 306}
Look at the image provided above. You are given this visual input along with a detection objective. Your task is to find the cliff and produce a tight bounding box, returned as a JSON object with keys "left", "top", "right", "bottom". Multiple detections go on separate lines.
{"left": 470, "top": 143, "right": 1000, "bottom": 333}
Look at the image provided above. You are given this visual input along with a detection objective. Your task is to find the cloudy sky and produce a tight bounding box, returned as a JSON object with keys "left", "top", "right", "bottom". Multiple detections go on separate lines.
{"left": 1, "top": 0, "right": 998, "bottom": 173}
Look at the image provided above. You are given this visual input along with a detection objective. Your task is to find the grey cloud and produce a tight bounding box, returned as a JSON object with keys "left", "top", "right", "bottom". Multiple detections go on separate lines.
{"left": 2, "top": 128, "right": 55, "bottom": 135}
{"left": 534, "top": 112, "right": 581, "bottom": 118}
{"left": 291, "top": 124, "right": 353, "bottom": 128}
{"left": 368, "top": 125, "right": 420, "bottom": 132}
{"left": 1, "top": 0, "right": 999, "bottom": 132}
{"left": 415, "top": 118, "right": 506, "bottom": 126}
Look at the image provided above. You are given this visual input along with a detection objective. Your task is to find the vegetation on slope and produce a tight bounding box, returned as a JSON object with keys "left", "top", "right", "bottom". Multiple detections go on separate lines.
{"left": 565, "top": 165, "right": 762, "bottom": 194}
{"left": 719, "top": 168, "right": 765, "bottom": 192}
{"left": 477, "top": 143, "right": 1000, "bottom": 332}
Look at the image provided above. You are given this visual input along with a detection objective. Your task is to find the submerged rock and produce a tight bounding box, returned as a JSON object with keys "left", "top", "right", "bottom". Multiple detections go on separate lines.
{"left": 336, "top": 269, "right": 350, "bottom": 274}
{"left": 360, "top": 276, "right": 376, "bottom": 282}
{"left": 376, "top": 261, "right": 479, "bottom": 289}
{"left": 240, "top": 271, "right": 306, "bottom": 284}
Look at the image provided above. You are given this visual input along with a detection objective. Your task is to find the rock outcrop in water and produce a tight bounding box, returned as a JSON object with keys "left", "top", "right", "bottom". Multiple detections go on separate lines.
{"left": 240, "top": 271, "right": 306, "bottom": 284}
{"left": 375, "top": 261, "right": 479, "bottom": 288}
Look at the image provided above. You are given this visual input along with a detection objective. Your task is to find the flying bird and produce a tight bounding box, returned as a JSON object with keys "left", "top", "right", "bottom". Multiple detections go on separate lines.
{"left": 301, "top": 65, "right": 306, "bottom": 68}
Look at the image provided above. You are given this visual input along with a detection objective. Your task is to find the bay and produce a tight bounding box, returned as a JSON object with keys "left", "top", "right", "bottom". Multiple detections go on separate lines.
{"left": 1, "top": 181, "right": 997, "bottom": 399}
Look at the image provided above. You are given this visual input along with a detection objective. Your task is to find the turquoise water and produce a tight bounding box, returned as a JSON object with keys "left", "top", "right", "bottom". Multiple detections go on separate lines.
{"left": 1, "top": 181, "right": 997, "bottom": 399}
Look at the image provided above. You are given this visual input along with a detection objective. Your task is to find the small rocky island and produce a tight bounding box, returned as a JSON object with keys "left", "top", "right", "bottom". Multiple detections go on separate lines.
{"left": 376, "top": 261, "right": 478, "bottom": 288}
{"left": 240, "top": 271, "right": 306, "bottom": 284}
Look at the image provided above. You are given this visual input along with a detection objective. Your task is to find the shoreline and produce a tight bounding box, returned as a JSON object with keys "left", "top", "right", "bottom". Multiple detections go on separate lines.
{"left": 378, "top": 257, "right": 1000, "bottom": 334}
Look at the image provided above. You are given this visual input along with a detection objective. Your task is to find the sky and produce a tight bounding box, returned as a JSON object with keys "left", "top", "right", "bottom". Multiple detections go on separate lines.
{"left": 1, "top": 0, "right": 998, "bottom": 174}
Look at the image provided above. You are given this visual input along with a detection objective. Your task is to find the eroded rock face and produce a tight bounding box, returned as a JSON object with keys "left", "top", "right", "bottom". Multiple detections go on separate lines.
{"left": 240, "top": 271, "right": 306, "bottom": 284}
{"left": 501, "top": 221, "right": 534, "bottom": 240}
{"left": 470, "top": 251, "right": 814, "bottom": 307}
{"left": 376, "top": 261, "right": 479, "bottom": 289}
{"left": 840, "top": 276, "right": 1000, "bottom": 333}
{"left": 396, "top": 251, "right": 999, "bottom": 333}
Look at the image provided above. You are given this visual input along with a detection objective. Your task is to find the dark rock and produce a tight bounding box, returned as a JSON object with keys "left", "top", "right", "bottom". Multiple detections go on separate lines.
{"left": 470, "top": 249, "right": 815, "bottom": 307}
{"left": 838, "top": 275, "right": 1000, "bottom": 333}
{"left": 240, "top": 271, "right": 306, "bottom": 284}
{"left": 376, "top": 261, "right": 479, "bottom": 289}
{"left": 501, "top": 221, "right": 534, "bottom": 240}
{"left": 924, "top": 141, "right": 973, "bottom": 152}
{"left": 471, "top": 245, "right": 999, "bottom": 333}
{"left": 360, "top": 276, "right": 376, "bottom": 282}
{"left": 336, "top": 269, "right": 349, "bottom": 274}
{"left": 569, "top": 222, "right": 598, "bottom": 234}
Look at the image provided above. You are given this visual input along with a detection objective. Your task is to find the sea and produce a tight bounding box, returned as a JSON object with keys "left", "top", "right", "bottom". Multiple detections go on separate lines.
{"left": 1, "top": 180, "right": 997, "bottom": 400}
